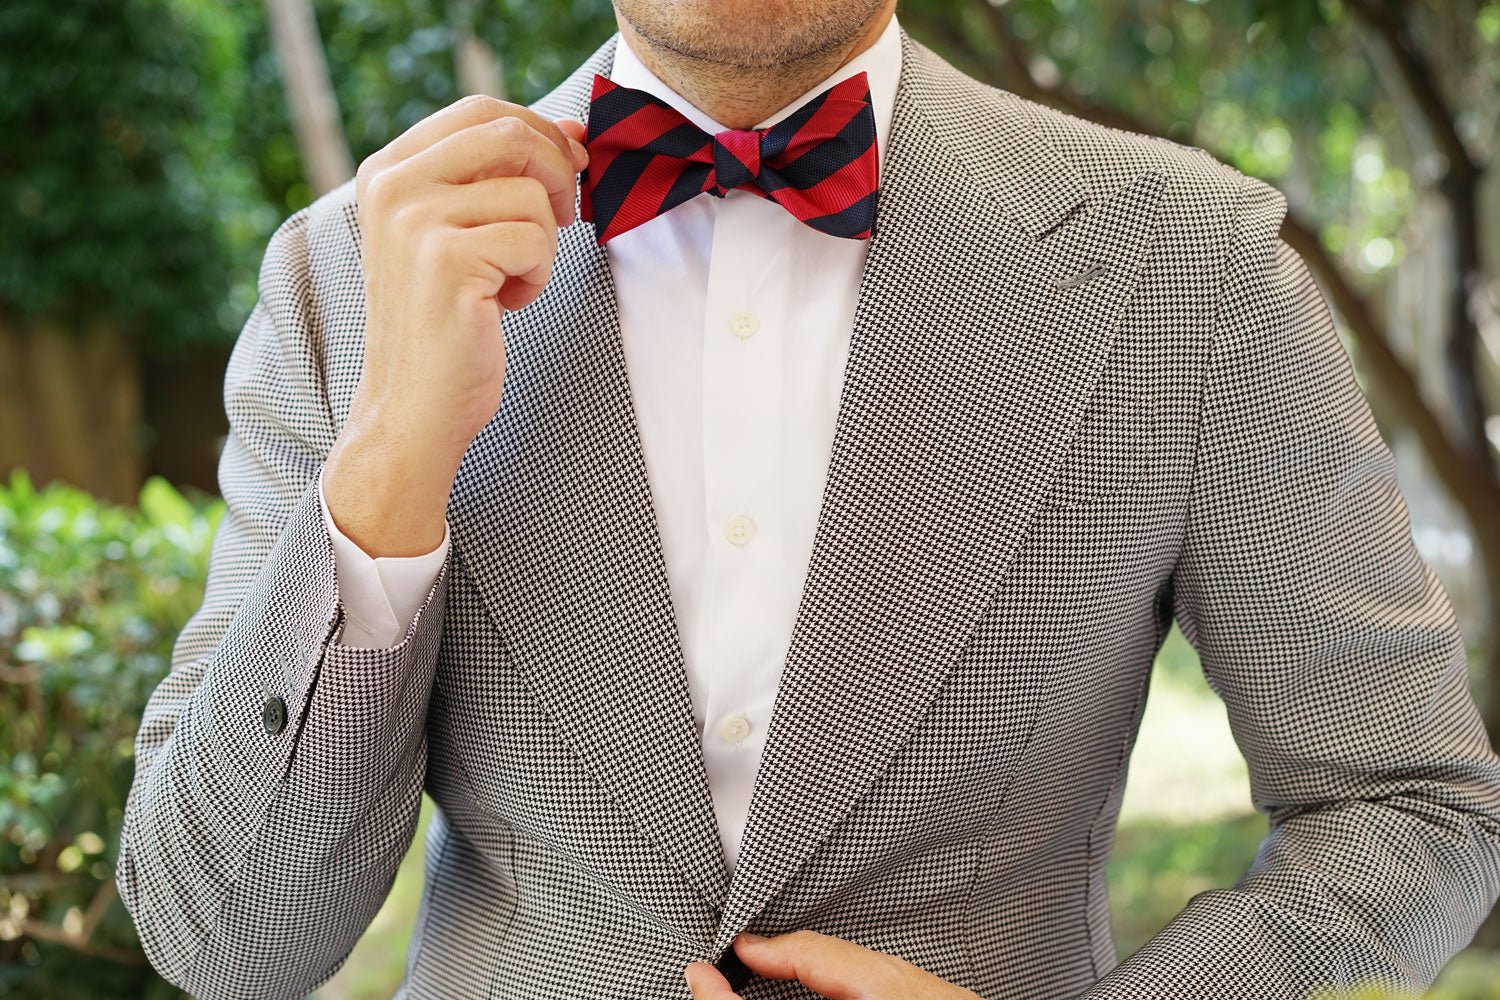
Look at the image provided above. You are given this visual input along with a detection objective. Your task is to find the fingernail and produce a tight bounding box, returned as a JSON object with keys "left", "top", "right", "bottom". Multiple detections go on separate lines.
{"left": 568, "top": 137, "right": 588, "bottom": 167}
{"left": 738, "top": 931, "right": 767, "bottom": 944}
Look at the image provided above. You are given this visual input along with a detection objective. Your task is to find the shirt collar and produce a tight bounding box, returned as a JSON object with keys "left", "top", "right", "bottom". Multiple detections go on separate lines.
{"left": 607, "top": 13, "right": 903, "bottom": 180}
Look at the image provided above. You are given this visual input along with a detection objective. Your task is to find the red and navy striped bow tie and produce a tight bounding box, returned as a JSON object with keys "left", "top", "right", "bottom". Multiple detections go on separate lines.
{"left": 579, "top": 71, "right": 879, "bottom": 245}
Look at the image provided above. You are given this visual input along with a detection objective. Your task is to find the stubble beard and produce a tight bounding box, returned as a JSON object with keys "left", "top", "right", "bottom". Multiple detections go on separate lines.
{"left": 615, "top": 0, "right": 889, "bottom": 71}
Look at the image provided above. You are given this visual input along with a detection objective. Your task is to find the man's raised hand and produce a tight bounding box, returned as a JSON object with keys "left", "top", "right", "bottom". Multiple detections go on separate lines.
{"left": 325, "top": 96, "right": 588, "bottom": 558}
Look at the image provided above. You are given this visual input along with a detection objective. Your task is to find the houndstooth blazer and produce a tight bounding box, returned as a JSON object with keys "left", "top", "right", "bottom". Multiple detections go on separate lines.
{"left": 118, "top": 27, "right": 1500, "bottom": 1000}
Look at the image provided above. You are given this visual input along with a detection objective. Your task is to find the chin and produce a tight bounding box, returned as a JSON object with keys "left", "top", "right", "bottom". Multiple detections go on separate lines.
{"left": 616, "top": 0, "right": 882, "bottom": 67}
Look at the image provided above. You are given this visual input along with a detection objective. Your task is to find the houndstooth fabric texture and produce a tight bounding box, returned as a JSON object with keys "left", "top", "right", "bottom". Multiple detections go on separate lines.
{"left": 117, "top": 27, "right": 1500, "bottom": 1000}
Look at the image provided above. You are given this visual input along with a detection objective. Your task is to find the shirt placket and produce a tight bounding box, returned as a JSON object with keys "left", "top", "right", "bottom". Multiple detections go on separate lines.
{"left": 698, "top": 190, "right": 787, "bottom": 865}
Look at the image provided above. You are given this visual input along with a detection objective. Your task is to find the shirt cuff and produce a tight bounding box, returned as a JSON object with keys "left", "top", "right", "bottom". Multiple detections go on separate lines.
{"left": 317, "top": 464, "right": 450, "bottom": 648}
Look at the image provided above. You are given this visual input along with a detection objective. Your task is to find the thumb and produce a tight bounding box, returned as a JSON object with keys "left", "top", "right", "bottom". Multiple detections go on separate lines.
{"left": 555, "top": 117, "right": 589, "bottom": 168}
{"left": 733, "top": 931, "right": 865, "bottom": 999}
{"left": 684, "top": 961, "right": 741, "bottom": 999}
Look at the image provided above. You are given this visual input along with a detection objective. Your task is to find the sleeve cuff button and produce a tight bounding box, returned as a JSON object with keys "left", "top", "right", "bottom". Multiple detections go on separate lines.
{"left": 261, "top": 695, "right": 288, "bottom": 735}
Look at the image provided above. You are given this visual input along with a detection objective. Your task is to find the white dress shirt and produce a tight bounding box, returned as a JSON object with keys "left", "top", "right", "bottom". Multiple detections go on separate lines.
{"left": 318, "top": 14, "right": 902, "bottom": 871}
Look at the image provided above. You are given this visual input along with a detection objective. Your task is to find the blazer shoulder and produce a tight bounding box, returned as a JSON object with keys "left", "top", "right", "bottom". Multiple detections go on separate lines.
{"left": 256, "top": 178, "right": 362, "bottom": 303}
{"left": 299, "top": 177, "right": 364, "bottom": 278}
{"left": 1020, "top": 91, "right": 1252, "bottom": 210}
{"left": 244, "top": 178, "right": 366, "bottom": 426}
{"left": 904, "top": 36, "right": 1262, "bottom": 228}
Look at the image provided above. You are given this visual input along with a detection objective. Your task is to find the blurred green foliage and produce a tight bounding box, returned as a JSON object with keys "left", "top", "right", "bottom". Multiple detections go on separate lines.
{"left": 0, "top": 471, "right": 221, "bottom": 996}
{"left": 320, "top": 0, "right": 617, "bottom": 164}
{"left": 0, "top": 0, "right": 620, "bottom": 351}
{"left": 243, "top": 0, "right": 618, "bottom": 219}
{"left": 901, "top": 0, "right": 1499, "bottom": 275}
{"left": 0, "top": 0, "right": 269, "bottom": 349}
{"left": 206, "top": 0, "right": 621, "bottom": 332}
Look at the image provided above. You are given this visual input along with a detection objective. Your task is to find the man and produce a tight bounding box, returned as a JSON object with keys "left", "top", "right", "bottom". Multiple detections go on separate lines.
{"left": 117, "top": 1, "right": 1500, "bottom": 997}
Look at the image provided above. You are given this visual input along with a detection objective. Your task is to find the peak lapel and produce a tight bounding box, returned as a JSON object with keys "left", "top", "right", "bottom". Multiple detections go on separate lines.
{"left": 711, "top": 31, "right": 1168, "bottom": 950}
{"left": 448, "top": 35, "right": 731, "bottom": 923}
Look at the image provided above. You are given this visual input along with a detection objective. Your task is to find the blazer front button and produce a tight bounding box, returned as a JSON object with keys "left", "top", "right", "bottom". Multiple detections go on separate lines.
{"left": 714, "top": 946, "right": 753, "bottom": 992}
{"left": 261, "top": 695, "right": 287, "bottom": 735}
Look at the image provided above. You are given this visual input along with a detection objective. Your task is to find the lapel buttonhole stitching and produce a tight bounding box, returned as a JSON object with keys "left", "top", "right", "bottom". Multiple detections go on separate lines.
{"left": 1055, "top": 262, "right": 1110, "bottom": 289}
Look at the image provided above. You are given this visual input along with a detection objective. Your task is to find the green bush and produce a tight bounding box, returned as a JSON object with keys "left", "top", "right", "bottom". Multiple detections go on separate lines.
{"left": 0, "top": 469, "right": 221, "bottom": 998}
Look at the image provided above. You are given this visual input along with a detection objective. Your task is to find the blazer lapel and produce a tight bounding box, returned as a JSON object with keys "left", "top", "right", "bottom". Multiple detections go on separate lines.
{"left": 710, "top": 30, "right": 1168, "bottom": 949}
{"left": 448, "top": 27, "right": 1168, "bottom": 950}
{"left": 448, "top": 36, "right": 732, "bottom": 920}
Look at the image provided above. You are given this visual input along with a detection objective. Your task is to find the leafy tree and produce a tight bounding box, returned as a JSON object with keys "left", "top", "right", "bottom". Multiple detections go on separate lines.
{"left": 0, "top": 0, "right": 273, "bottom": 502}
{"left": 0, "top": 0, "right": 619, "bottom": 502}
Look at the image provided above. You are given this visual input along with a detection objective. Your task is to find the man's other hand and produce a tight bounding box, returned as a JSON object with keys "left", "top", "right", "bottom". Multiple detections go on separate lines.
{"left": 685, "top": 930, "right": 986, "bottom": 999}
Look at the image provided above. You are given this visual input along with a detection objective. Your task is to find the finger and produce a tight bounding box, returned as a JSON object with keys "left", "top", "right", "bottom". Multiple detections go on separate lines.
{"left": 440, "top": 220, "right": 557, "bottom": 305}
{"left": 684, "top": 961, "right": 742, "bottom": 1000}
{"left": 394, "top": 117, "right": 581, "bottom": 224}
{"left": 366, "top": 95, "right": 582, "bottom": 180}
{"left": 732, "top": 931, "right": 870, "bottom": 999}
{"left": 415, "top": 175, "right": 560, "bottom": 236}
{"left": 555, "top": 117, "right": 589, "bottom": 168}
{"left": 399, "top": 178, "right": 557, "bottom": 309}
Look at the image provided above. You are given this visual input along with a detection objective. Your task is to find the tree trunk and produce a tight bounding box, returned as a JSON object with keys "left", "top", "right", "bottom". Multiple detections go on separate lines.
{"left": 0, "top": 316, "right": 144, "bottom": 505}
{"left": 454, "top": 17, "right": 506, "bottom": 100}
{"left": 264, "top": 0, "right": 353, "bottom": 195}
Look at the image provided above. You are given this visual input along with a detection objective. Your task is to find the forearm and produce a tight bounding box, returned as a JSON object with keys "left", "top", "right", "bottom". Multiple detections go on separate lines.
{"left": 1085, "top": 787, "right": 1500, "bottom": 998}
{"left": 118, "top": 474, "right": 450, "bottom": 998}
{"left": 1087, "top": 168, "right": 1500, "bottom": 997}
{"left": 323, "top": 401, "right": 464, "bottom": 558}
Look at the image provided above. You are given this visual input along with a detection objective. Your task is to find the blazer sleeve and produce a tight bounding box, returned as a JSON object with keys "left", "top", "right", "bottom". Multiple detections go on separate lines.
{"left": 1081, "top": 173, "right": 1500, "bottom": 998}
{"left": 115, "top": 200, "right": 451, "bottom": 1000}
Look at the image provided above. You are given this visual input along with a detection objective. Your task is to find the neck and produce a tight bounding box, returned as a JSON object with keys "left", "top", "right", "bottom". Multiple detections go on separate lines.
{"left": 614, "top": 2, "right": 896, "bottom": 130}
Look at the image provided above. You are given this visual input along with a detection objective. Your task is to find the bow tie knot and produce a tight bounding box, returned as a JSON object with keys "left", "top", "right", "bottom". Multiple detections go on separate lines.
{"left": 579, "top": 72, "right": 880, "bottom": 244}
{"left": 711, "top": 129, "right": 762, "bottom": 195}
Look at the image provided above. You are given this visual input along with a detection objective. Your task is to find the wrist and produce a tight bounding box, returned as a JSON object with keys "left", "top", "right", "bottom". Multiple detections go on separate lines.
{"left": 323, "top": 415, "right": 461, "bottom": 558}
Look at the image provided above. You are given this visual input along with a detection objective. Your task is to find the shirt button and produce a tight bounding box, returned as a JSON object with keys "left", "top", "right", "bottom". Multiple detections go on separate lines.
{"left": 718, "top": 714, "right": 752, "bottom": 744}
{"left": 728, "top": 309, "right": 760, "bottom": 339}
{"left": 723, "top": 514, "right": 756, "bottom": 546}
